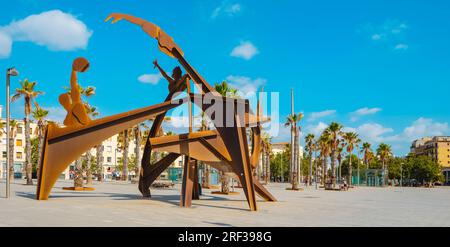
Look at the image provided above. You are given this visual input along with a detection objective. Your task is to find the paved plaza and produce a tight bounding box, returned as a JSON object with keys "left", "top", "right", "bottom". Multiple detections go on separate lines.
{"left": 0, "top": 179, "right": 449, "bottom": 226}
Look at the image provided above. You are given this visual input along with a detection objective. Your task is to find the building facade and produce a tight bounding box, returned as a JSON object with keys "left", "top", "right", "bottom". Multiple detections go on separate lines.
{"left": 411, "top": 136, "right": 450, "bottom": 185}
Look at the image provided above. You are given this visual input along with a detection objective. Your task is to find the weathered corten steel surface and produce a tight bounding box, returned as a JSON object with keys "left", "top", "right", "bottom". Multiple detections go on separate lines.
{"left": 36, "top": 13, "right": 276, "bottom": 211}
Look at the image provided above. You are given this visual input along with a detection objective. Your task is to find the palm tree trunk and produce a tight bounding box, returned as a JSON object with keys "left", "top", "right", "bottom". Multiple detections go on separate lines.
{"left": 9, "top": 136, "right": 15, "bottom": 182}
{"left": 85, "top": 150, "right": 93, "bottom": 186}
{"left": 74, "top": 157, "right": 83, "bottom": 188}
{"left": 122, "top": 130, "right": 129, "bottom": 181}
{"left": 220, "top": 171, "right": 229, "bottom": 193}
{"left": 24, "top": 116, "right": 33, "bottom": 185}
{"left": 203, "top": 163, "right": 210, "bottom": 187}
{"left": 96, "top": 144, "right": 104, "bottom": 182}
{"left": 261, "top": 146, "right": 266, "bottom": 182}
{"left": 134, "top": 126, "right": 142, "bottom": 179}
{"left": 338, "top": 159, "right": 342, "bottom": 183}
{"left": 290, "top": 128, "right": 295, "bottom": 183}
{"left": 309, "top": 152, "right": 313, "bottom": 186}
{"left": 322, "top": 157, "right": 326, "bottom": 186}
{"left": 292, "top": 128, "right": 299, "bottom": 190}
{"left": 330, "top": 150, "right": 336, "bottom": 187}
{"left": 266, "top": 151, "right": 271, "bottom": 183}
{"left": 36, "top": 120, "right": 45, "bottom": 179}
{"left": 348, "top": 154, "right": 353, "bottom": 186}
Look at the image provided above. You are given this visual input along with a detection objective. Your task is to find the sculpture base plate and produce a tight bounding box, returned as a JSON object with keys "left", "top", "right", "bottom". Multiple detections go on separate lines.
{"left": 62, "top": 187, "right": 95, "bottom": 191}
{"left": 211, "top": 191, "right": 240, "bottom": 195}
{"left": 202, "top": 185, "right": 219, "bottom": 189}
{"left": 285, "top": 187, "right": 304, "bottom": 191}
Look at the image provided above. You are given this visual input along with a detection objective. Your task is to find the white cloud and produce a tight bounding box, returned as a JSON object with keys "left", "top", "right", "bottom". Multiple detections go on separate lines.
{"left": 138, "top": 73, "right": 163, "bottom": 85}
{"left": 0, "top": 10, "right": 92, "bottom": 58}
{"left": 371, "top": 34, "right": 382, "bottom": 40}
{"left": 356, "top": 123, "right": 394, "bottom": 143}
{"left": 211, "top": 2, "right": 241, "bottom": 19}
{"left": 363, "top": 19, "right": 409, "bottom": 52}
{"left": 0, "top": 31, "right": 12, "bottom": 58}
{"left": 350, "top": 118, "right": 448, "bottom": 151}
{"left": 307, "top": 110, "right": 336, "bottom": 122}
{"left": 267, "top": 122, "right": 291, "bottom": 142}
{"left": 395, "top": 43, "right": 408, "bottom": 50}
{"left": 350, "top": 107, "right": 382, "bottom": 122}
{"left": 230, "top": 41, "right": 259, "bottom": 60}
{"left": 226, "top": 75, "right": 266, "bottom": 96}
{"left": 401, "top": 117, "right": 448, "bottom": 140}
{"left": 305, "top": 122, "right": 328, "bottom": 136}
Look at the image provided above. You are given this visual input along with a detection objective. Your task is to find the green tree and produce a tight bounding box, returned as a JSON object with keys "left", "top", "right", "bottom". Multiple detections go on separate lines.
{"left": 32, "top": 107, "right": 49, "bottom": 177}
{"left": 406, "top": 156, "right": 442, "bottom": 184}
{"left": 261, "top": 132, "right": 272, "bottom": 183}
{"left": 304, "top": 133, "right": 315, "bottom": 186}
{"left": 361, "top": 142, "right": 372, "bottom": 167}
{"left": 284, "top": 112, "right": 304, "bottom": 190}
{"left": 317, "top": 132, "right": 331, "bottom": 185}
{"left": 324, "top": 122, "right": 343, "bottom": 187}
{"left": 376, "top": 143, "right": 392, "bottom": 185}
{"left": 270, "top": 148, "right": 290, "bottom": 181}
{"left": 11, "top": 78, "right": 43, "bottom": 185}
{"left": 214, "top": 81, "right": 238, "bottom": 97}
{"left": 342, "top": 132, "right": 361, "bottom": 186}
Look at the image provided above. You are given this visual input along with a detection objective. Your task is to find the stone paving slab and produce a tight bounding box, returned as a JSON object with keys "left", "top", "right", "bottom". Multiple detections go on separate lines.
{"left": 0, "top": 179, "right": 449, "bottom": 226}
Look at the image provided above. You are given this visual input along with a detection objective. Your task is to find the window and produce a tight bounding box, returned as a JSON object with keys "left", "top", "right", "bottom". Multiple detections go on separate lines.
{"left": 107, "top": 146, "right": 112, "bottom": 152}
{"left": 2, "top": 151, "right": 6, "bottom": 158}
{"left": 107, "top": 157, "right": 112, "bottom": 162}
{"left": 16, "top": 139, "right": 23, "bottom": 147}
{"left": 16, "top": 152, "right": 23, "bottom": 159}
{"left": 17, "top": 127, "right": 23, "bottom": 134}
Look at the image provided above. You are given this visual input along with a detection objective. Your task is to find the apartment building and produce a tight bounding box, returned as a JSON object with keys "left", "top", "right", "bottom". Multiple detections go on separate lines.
{"left": 411, "top": 136, "right": 450, "bottom": 185}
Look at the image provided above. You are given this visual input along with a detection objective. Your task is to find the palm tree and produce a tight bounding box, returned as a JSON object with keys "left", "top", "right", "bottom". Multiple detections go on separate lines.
{"left": 96, "top": 144, "right": 104, "bottom": 182}
{"left": 214, "top": 81, "right": 238, "bottom": 97}
{"left": 317, "top": 132, "right": 331, "bottom": 186}
{"left": 32, "top": 107, "right": 49, "bottom": 178}
{"left": 284, "top": 113, "right": 304, "bottom": 190}
{"left": 11, "top": 79, "right": 43, "bottom": 185}
{"left": 305, "top": 134, "right": 315, "bottom": 186}
{"left": 198, "top": 112, "right": 211, "bottom": 188}
{"left": 323, "top": 122, "right": 343, "bottom": 187}
{"left": 118, "top": 129, "right": 131, "bottom": 181}
{"left": 8, "top": 120, "right": 19, "bottom": 181}
{"left": 336, "top": 144, "right": 344, "bottom": 183}
{"left": 361, "top": 142, "right": 372, "bottom": 167}
{"left": 84, "top": 105, "right": 99, "bottom": 186}
{"left": 376, "top": 143, "right": 392, "bottom": 186}
{"left": 261, "top": 132, "right": 272, "bottom": 183}
{"left": 133, "top": 124, "right": 143, "bottom": 181}
{"left": 342, "top": 132, "right": 361, "bottom": 186}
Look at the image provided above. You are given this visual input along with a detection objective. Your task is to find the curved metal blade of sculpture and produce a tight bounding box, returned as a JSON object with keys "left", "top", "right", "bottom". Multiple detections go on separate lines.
{"left": 105, "top": 13, "right": 277, "bottom": 210}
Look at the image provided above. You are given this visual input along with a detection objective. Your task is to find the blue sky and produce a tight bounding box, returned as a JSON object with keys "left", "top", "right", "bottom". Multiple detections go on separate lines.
{"left": 1, "top": 0, "right": 449, "bottom": 155}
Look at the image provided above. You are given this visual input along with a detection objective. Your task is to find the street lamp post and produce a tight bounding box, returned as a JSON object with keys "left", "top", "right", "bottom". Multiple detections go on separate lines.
{"left": 400, "top": 162, "right": 403, "bottom": 187}
{"left": 5, "top": 67, "right": 19, "bottom": 198}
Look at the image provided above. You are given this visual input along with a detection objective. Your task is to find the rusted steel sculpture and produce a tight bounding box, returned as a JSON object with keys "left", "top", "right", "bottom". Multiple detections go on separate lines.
{"left": 36, "top": 13, "right": 275, "bottom": 211}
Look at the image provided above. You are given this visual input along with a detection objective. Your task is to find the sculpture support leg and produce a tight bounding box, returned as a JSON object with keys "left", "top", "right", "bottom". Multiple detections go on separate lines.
{"left": 180, "top": 156, "right": 194, "bottom": 207}
{"left": 254, "top": 178, "right": 277, "bottom": 202}
{"left": 217, "top": 124, "right": 257, "bottom": 211}
{"left": 138, "top": 153, "right": 180, "bottom": 197}
{"left": 192, "top": 160, "right": 200, "bottom": 200}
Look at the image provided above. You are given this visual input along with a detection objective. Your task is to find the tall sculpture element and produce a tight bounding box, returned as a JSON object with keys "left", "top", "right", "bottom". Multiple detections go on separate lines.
{"left": 59, "top": 57, "right": 92, "bottom": 127}
{"left": 36, "top": 13, "right": 276, "bottom": 211}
